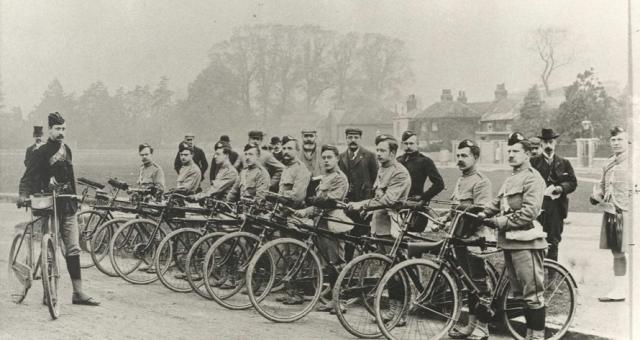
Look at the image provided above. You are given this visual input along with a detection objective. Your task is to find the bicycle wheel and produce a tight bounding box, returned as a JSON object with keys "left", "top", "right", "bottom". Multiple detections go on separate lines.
{"left": 76, "top": 210, "right": 108, "bottom": 268}
{"left": 374, "top": 258, "right": 460, "bottom": 340}
{"left": 333, "top": 253, "right": 394, "bottom": 338}
{"left": 155, "top": 228, "right": 203, "bottom": 292}
{"left": 203, "top": 232, "right": 270, "bottom": 310}
{"left": 109, "top": 219, "right": 168, "bottom": 284}
{"left": 90, "top": 218, "right": 129, "bottom": 277}
{"left": 8, "top": 232, "right": 33, "bottom": 303}
{"left": 246, "top": 238, "right": 323, "bottom": 323}
{"left": 185, "top": 231, "right": 227, "bottom": 299}
{"left": 41, "top": 234, "right": 60, "bottom": 319}
{"left": 502, "top": 259, "right": 578, "bottom": 340}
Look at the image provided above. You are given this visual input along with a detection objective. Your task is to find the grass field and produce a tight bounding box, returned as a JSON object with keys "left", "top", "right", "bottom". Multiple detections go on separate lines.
{"left": 0, "top": 148, "right": 595, "bottom": 212}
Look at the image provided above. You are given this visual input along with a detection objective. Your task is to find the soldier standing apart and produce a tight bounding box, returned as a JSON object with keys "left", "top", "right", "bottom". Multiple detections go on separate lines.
{"left": 191, "top": 142, "right": 238, "bottom": 201}
{"left": 226, "top": 143, "right": 270, "bottom": 202}
{"left": 397, "top": 130, "right": 444, "bottom": 232}
{"left": 338, "top": 128, "right": 378, "bottom": 261}
{"left": 247, "top": 130, "right": 285, "bottom": 192}
{"left": 530, "top": 128, "right": 577, "bottom": 261}
{"left": 136, "top": 143, "right": 165, "bottom": 193}
{"left": 24, "top": 126, "right": 45, "bottom": 167}
{"left": 299, "top": 129, "right": 324, "bottom": 196}
{"left": 173, "top": 133, "right": 208, "bottom": 179}
{"left": 175, "top": 144, "right": 202, "bottom": 194}
{"left": 478, "top": 132, "right": 547, "bottom": 340}
{"left": 445, "top": 140, "right": 493, "bottom": 340}
{"left": 590, "top": 127, "right": 629, "bottom": 302}
{"left": 294, "top": 144, "right": 349, "bottom": 313}
{"left": 18, "top": 112, "right": 100, "bottom": 306}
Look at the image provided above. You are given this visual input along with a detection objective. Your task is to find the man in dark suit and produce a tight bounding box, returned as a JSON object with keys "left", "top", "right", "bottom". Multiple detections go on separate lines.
{"left": 530, "top": 128, "right": 577, "bottom": 261}
{"left": 24, "top": 126, "right": 44, "bottom": 167}
{"left": 173, "top": 133, "right": 208, "bottom": 179}
{"left": 338, "top": 127, "right": 378, "bottom": 260}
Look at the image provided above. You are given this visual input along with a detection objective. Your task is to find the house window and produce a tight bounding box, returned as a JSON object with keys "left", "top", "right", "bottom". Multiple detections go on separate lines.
{"left": 486, "top": 122, "right": 493, "bottom": 132}
{"left": 431, "top": 122, "right": 438, "bottom": 132}
{"left": 505, "top": 123, "right": 512, "bottom": 131}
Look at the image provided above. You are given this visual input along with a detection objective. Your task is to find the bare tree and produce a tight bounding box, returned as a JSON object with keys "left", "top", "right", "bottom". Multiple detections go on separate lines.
{"left": 531, "top": 27, "right": 574, "bottom": 95}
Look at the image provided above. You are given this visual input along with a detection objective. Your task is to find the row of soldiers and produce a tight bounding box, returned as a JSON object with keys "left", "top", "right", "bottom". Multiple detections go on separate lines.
{"left": 20, "top": 114, "right": 629, "bottom": 339}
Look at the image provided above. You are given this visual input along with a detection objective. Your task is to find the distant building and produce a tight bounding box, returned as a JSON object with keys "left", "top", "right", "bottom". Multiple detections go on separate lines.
{"left": 475, "top": 83, "right": 522, "bottom": 141}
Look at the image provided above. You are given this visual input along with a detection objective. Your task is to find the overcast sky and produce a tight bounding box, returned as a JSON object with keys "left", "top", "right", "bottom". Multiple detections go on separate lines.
{"left": 0, "top": 0, "right": 631, "bottom": 113}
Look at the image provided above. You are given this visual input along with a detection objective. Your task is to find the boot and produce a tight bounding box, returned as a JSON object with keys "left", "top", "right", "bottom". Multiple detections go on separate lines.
{"left": 466, "top": 321, "right": 489, "bottom": 340}
{"left": 598, "top": 275, "right": 626, "bottom": 302}
{"left": 448, "top": 315, "right": 476, "bottom": 338}
{"left": 528, "top": 307, "right": 546, "bottom": 340}
{"left": 530, "top": 329, "right": 545, "bottom": 340}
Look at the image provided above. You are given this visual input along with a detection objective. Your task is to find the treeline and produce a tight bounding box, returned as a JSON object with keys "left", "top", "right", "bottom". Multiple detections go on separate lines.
{"left": 0, "top": 24, "right": 413, "bottom": 149}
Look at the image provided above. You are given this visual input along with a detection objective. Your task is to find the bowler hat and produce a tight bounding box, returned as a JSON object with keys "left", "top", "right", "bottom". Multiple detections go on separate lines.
{"left": 537, "top": 128, "right": 560, "bottom": 140}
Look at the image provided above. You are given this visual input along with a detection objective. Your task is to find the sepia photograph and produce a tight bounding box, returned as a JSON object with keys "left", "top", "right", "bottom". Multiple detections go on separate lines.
{"left": 1, "top": 1, "right": 639, "bottom": 339}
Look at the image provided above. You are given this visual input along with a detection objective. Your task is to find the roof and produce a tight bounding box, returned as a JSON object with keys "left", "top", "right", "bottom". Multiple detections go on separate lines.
{"left": 479, "top": 98, "right": 521, "bottom": 122}
{"left": 414, "top": 100, "right": 482, "bottom": 120}
{"left": 338, "top": 106, "right": 395, "bottom": 126}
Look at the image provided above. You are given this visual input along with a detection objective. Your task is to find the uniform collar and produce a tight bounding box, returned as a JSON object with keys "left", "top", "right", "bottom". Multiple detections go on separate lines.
{"left": 462, "top": 167, "right": 477, "bottom": 177}
{"left": 380, "top": 159, "right": 395, "bottom": 169}
{"left": 614, "top": 150, "right": 628, "bottom": 163}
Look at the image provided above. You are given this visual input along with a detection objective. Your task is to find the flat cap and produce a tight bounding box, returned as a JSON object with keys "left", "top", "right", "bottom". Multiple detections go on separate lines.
{"left": 301, "top": 129, "right": 317, "bottom": 134}
{"left": 529, "top": 137, "right": 541, "bottom": 146}
{"left": 248, "top": 130, "right": 264, "bottom": 139}
{"left": 345, "top": 127, "right": 363, "bottom": 136}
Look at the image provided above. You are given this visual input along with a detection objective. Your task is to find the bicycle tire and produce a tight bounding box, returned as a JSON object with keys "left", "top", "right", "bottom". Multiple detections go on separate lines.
{"left": 8, "top": 232, "right": 32, "bottom": 304}
{"left": 76, "top": 210, "right": 109, "bottom": 268}
{"left": 90, "top": 218, "right": 129, "bottom": 277}
{"left": 333, "top": 252, "right": 395, "bottom": 338}
{"left": 41, "top": 234, "right": 60, "bottom": 319}
{"left": 155, "top": 228, "right": 204, "bottom": 293}
{"left": 109, "top": 218, "right": 168, "bottom": 284}
{"left": 501, "top": 259, "right": 578, "bottom": 340}
{"left": 203, "top": 231, "right": 270, "bottom": 310}
{"left": 246, "top": 237, "right": 323, "bottom": 323}
{"left": 185, "top": 231, "right": 227, "bottom": 299}
{"left": 374, "top": 258, "right": 460, "bottom": 340}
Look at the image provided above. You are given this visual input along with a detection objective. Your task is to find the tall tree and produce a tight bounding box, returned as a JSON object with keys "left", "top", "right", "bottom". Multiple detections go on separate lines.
{"left": 531, "top": 27, "right": 575, "bottom": 95}
{"left": 513, "top": 85, "right": 553, "bottom": 136}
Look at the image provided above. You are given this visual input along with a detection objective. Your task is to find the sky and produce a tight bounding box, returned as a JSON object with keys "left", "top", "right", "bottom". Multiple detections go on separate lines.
{"left": 0, "top": 0, "right": 632, "bottom": 113}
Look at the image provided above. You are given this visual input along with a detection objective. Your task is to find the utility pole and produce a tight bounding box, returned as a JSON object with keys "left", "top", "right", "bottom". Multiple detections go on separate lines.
{"left": 628, "top": 0, "right": 638, "bottom": 338}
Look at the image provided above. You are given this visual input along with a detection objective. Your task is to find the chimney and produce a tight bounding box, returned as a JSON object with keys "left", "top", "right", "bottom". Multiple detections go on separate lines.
{"left": 457, "top": 90, "right": 467, "bottom": 103}
{"left": 440, "top": 89, "right": 453, "bottom": 102}
{"left": 406, "top": 94, "right": 417, "bottom": 111}
{"left": 494, "top": 83, "right": 508, "bottom": 101}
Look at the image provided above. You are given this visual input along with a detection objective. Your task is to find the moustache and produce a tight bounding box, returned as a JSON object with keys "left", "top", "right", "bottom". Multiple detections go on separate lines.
{"left": 544, "top": 147, "right": 553, "bottom": 153}
{"left": 303, "top": 141, "right": 315, "bottom": 145}
{"left": 457, "top": 162, "right": 466, "bottom": 167}
{"left": 348, "top": 142, "right": 357, "bottom": 147}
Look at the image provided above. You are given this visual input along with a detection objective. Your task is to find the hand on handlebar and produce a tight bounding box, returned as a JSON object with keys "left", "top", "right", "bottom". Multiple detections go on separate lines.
{"left": 16, "top": 196, "right": 28, "bottom": 209}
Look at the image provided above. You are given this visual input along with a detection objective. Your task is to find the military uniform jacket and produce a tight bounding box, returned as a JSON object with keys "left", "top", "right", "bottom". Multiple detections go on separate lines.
{"left": 137, "top": 162, "right": 166, "bottom": 192}
{"left": 174, "top": 144, "right": 208, "bottom": 177}
{"left": 301, "top": 169, "right": 349, "bottom": 217}
{"left": 194, "top": 161, "right": 238, "bottom": 200}
{"left": 483, "top": 165, "right": 547, "bottom": 250}
{"left": 176, "top": 162, "right": 202, "bottom": 194}
{"left": 530, "top": 154, "right": 577, "bottom": 218}
{"left": 210, "top": 149, "right": 241, "bottom": 182}
{"left": 24, "top": 143, "right": 42, "bottom": 167}
{"left": 364, "top": 161, "right": 411, "bottom": 236}
{"left": 452, "top": 169, "right": 492, "bottom": 206}
{"left": 595, "top": 152, "right": 629, "bottom": 211}
{"left": 338, "top": 147, "right": 378, "bottom": 202}
{"left": 227, "top": 164, "right": 270, "bottom": 202}
{"left": 19, "top": 139, "right": 78, "bottom": 215}
{"left": 244, "top": 149, "right": 284, "bottom": 191}
{"left": 300, "top": 146, "right": 324, "bottom": 178}
{"left": 279, "top": 158, "right": 311, "bottom": 205}
{"left": 397, "top": 151, "right": 444, "bottom": 201}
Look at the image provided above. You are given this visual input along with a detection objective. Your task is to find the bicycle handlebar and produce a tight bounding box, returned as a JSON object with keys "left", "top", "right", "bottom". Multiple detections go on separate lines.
{"left": 77, "top": 177, "right": 105, "bottom": 190}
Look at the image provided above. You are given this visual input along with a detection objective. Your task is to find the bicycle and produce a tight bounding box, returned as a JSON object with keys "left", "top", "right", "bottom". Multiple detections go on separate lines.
{"left": 8, "top": 184, "right": 79, "bottom": 319}
{"left": 372, "top": 206, "right": 578, "bottom": 340}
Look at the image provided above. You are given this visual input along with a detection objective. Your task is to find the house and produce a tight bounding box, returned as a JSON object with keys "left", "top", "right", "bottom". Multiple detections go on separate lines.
{"left": 333, "top": 104, "right": 394, "bottom": 145}
{"left": 474, "top": 84, "right": 522, "bottom": 141}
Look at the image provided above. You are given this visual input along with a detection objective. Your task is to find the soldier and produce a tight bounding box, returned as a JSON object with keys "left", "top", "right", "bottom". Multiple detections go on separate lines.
{"left": 530, "top": 128, "right": 577, "bottom": 261}
{"left": 529, "top": 137, "right": 542, "bottom": 157}
{"left": 246, "top": 130, "right": 285, "bottom": 192}
{"left": 191, "top": 141, "right": 238, "bottom": 201}
{"left": 300, "top": 129, "right": 324, "bottom": 197}
{"left": 590, "top": 126, "right": 629, "bottom": 302}
{"left": 209, "top": 135, "right": 241, "bottom": 181}
{"left": 397, "top": 130, "right": 444, "bottom": 232}
{"left": 136, "top": 143, "right": 165, "bottom": 193}
{"left": 445, "top": 139, "right": 493, "bottom": 340}
{"left": 24, "top": 125, "right": 44, "bottom": 167}
{"left": 173, "top": 133, "right": 208, "bottom": 179}
{"left": 270, "top": 136, "right": 284, "bottom": 163}
{"left": 175, "top": 143, "right": 202, "bottom": 194}
{"left": 278, "top": 136, "right": 311, "bottom": 205}
{"left": 294, "top": 144, "right": 349, "bottom": 313}
{"left": 227, "top": 143, "right": 270, "bottom": 202}
{"left": 338, "top": 127, "right": 378, "bottom": 260}
{"left": 478, "top": 132, "right": 547, "bottom": 340}
{"left": 18, "top": 112, "right": 100, "bottom": 306}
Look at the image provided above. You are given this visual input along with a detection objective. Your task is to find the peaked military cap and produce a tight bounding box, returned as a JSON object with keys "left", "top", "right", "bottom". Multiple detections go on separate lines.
{"left": 375, "top": 134, "right": 396, "bottom": 145}
{"left": 345, "top": 127, "right": 363, "bottom": 136}
{"left": 401, "top": 130, "right": 416, "bottom": 142}
{"left": 610, "top": 126, "right": 625, "bottom": 136}
{"left": 33, "top": 126, "right": 43, "bottom": 137}
{"left": 507, "top": 132, "right": 526, "bottom": 146}
{"left": 457, "top": 139, "right": 476, "bottom": 149}
{"left": 48, "top": 112, "right": 65, "bottom": 127}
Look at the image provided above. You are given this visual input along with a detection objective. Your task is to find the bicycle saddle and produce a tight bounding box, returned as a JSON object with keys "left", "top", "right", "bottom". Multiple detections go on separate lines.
{"left": 108, "top": 178, "right": 129, "bottom": 191}
{"left": 407, "top": 239, "right": 444, "bottom": 258}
